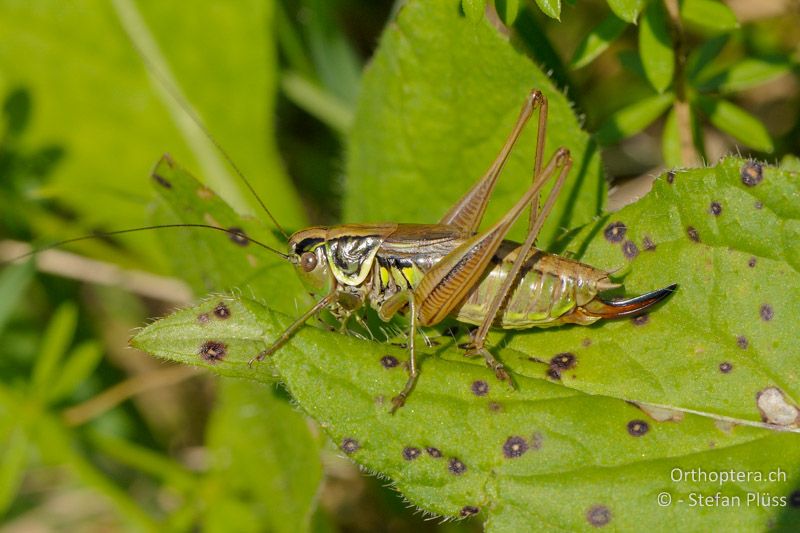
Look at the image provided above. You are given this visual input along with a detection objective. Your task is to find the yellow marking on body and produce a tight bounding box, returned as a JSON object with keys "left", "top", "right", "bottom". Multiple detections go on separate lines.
{"left": 380, "top": 267, "right": 390, "bottom": 287}
{"left": 402, "top": 267, "right": 418, "bottom": 286}
{"left": 390, "top": 266, "right": 408, "bottom": 288}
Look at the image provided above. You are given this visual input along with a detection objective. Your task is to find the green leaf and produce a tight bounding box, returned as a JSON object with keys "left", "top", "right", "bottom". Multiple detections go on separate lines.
{"left": 780, "top": 154, "right": 800, "bottom": 172}
{"left": 522, "top": 157, "right": 800, "bottom": 418}
{"left": 696, "top": 96, "right": 774, "bottom": 152}
{"left": 617, "top": 49, "right": 647, "bottom": 80}
{"left": 661, "top": 106, "right": 682, "bottom": 167}
{"left": 347, "top": 0, "right": 605, "bottom": 248}
{"left": 33, "top": 414, "right": 159, "bottom": 529}
{"left": 0, "top": 0, "right": 303, "bottom": 268}
{"left": 596, "top": 92, "right": 674, "bottom": 144}
{"left": 495, "top": 0, "right": 521, "bottom": 25}
{"left": 47, "top": 341, "right": 104, "bottom": 402}
{"left": 461, "top": 0, "right": 487, "bottom": 21}
{"left": 301, "top": 0, "right": 362, "bottom": 108}
{"left": 533, "top": 0, "right": 561, "bottom": 20}
{"left": 686, "top": 34, "right": 730, "bottom": 81}
{"left": 680, "top": 0, "right": 739, "bottom": 32}
{"left": 694, "top": 57, "right": 792, "bottom": 94}
{"left": 87, "top": 429, "right": 196, "bottom": 492}
{"left": 31, "top": 302, "right": 78, "bottom": 399}
{"left": 512, "top": 7, "right": 573, "bottom": 93}
{"left": 274, "top": 1, "right": 315, "bottom": 79}
{"left": 0, "top": 429, "right": 28, "bottom": 515}
{"left": 0, "top": 261, "right": 34, "bottom": 337}
{"left": 639, "top": 0, "right": 675, "bottom": 93}
{"left": 149, "top": 158, "right": 324, "bottom": 531}
{"left": 134, "top": 157, "right": 800, "bottom": 528}
{"left": 149, "top": 156, "right": 309, "bottom": 314}
{"left": 204, "top": 380, "right": 323, "bottom": 533}
{"left": 570, "top": 13, "right": 628, "bottom": 69}
{"left": 606, "top": 0, "right": 644, "bottom": 23}
{"left": 281, "top": 72, "right": 353, "bottom": 134}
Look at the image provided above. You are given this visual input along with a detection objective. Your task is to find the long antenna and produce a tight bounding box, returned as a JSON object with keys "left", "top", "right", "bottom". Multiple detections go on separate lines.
{"left": 5, "top": 225, "right": 292, "bottom": 264}
{"left": 159, "top": 86, "right": 291, "bottom": 241}
{"left": 112, "top": 0, "right": 290, "bottom": 241}
{"left": 142, "top": 67, "right": 290, "bottom": 241}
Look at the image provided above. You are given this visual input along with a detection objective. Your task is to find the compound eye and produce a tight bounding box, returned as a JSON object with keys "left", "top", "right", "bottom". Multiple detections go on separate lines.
{"left": 300, "top": 251, "right": 318, "bottom": 272}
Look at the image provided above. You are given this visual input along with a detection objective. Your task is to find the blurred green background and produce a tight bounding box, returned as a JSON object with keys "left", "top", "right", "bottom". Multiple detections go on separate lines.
{"left": 0, "top": 0, "right": 798, "bottom": 530}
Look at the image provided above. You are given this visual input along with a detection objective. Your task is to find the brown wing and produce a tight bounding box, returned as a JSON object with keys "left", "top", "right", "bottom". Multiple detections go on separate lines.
{"left": 414, "top": 174, "right": 550, "bottom": 326}
{"left": 379, "top": 224, "right": 468, "bottom": 262}
{"left": 324, "top": 223, "right": 398, "bottom": 240}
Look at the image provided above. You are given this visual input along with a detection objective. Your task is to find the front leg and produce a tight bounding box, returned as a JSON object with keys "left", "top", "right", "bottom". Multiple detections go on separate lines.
{"left": 328, "top": 291, "right": 367, "bottom": 335}
{"left": 250, "top": 292, "right": 336, "bottom": 365}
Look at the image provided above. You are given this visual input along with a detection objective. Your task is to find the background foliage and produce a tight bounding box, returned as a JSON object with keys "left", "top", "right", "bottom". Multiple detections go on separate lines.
{"left": 1, "top": 0, "right": 799, "bottom": 531}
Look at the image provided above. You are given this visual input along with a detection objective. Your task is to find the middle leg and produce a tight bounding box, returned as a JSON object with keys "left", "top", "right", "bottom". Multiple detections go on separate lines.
{"left": 389, "top": 293, "right": 419, "bottom": 414}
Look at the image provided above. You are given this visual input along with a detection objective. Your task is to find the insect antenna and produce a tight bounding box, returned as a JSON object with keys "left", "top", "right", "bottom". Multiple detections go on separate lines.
{"left": 4, "top": 225, "right": 292, "bottom": 265}
{"left": 6, "top": 7, "right": 297, "bottom": 281}
{"left": 114, "top": 1, "right": 290, "bottom": 241}
{"left": 143, "top": 73, "right": 290, "bottom": 241}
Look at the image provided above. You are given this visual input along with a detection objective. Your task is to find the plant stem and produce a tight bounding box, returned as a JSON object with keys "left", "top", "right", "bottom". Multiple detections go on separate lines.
{"left": 62, "top": 366, "right": 199, "bottom": 427}
{"left": 664, "top": 0, "right": 700, "bottom": 166}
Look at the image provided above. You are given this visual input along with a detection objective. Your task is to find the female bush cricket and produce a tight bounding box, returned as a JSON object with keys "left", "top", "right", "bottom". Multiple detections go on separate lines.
{"left": 12, "top": 89, "right": 675, "bottom": 413}
{"left": 243, "top": 88, "right": 676, "bottom": 412}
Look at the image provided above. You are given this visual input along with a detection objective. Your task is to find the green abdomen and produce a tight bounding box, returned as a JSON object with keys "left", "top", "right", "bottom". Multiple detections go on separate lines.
{"left": 452, "top": 249, "right": 606, "bottom": 329}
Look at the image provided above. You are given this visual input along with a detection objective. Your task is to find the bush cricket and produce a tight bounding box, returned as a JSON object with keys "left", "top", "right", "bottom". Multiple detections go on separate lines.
{"left": 10, "top": 89, "right": 676, "bottom": 412}
{"left": 249, "top": 89, "right": 676, "bottom": 412}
